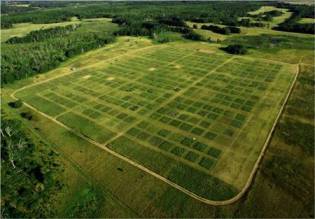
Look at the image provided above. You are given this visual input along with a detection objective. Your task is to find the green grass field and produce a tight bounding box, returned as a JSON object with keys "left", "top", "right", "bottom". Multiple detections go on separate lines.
{"left": 1, "top": 17, "right": 112, "bottom": 42}
{"left": 247, "top": 6, "right": 293, "bottom": 26}
{"left": 13, "top": 41, "right": 297, "bottom": 202}
{"left": 298, "top": 18, "right": 315, "bottom": 24}
{"left": 1, "top": 21, "right": 79, "bottom": 42}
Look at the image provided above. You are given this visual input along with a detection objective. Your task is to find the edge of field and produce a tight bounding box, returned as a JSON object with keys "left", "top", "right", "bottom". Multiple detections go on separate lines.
{"left": 9, "top": 44, "right": 300, "bottom": 206}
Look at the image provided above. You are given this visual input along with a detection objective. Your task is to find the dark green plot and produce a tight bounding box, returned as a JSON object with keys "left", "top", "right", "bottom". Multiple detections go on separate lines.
{"left": 204, "top": 132, "right": 217, "bottom": 140}
{"left": 223, "top": 128, "right": 234, "bottom": 137}
{"left": 230, "top": 119, "right": 244, "bottom": 128}
{"left": 191, "top": 127, "right": 204, "bottom": 135}
{"left": 235, "top": 113, "right": 246, "bottom": 122}
{"left": 178, "top": 114, "right": 189, "bottom": 121}
{"left": 199, "top": 121, "right": 211, "bottom": 128}
{"left": 241, "top": 105, "right": 252, "bottom": 112}
{"left": 93, "top": 103, "right": 105, "bottom": 110}
{"left": 116, "top": 112, "right": 128, "bottom": 120}
{"left": 180, "top": 137, "right": 195, "bottom": 147}
{"left": 207, "top": 113, "right": 219, "bottom": 120}
{"left": 100, "top": 106, "right": 112, "bottom": 113}
{"left": 231, "top": 103, "right": 241, "bottom": 109}
{"left": 169, "top": 119, "right": 181, "bottom": 127}
{"left": 170, "top": 147, "right": 186, "bottom": 157}
{"left": 157, "top": 129, "right": 171, "bottom": 137}
{"left": 148, "top": 136, "right": 164, "bottom": 147}
{"left": 137, "top": 121, "right": 149, "bottom": 129}
{"left": 184, "top": 151, "right": 199, "bottom": 162}
{"left": 199, "top": 157, "right": 216, "bottom": 170}
{"left": 192, "top": 141, "right": 207, "bottom": 152}
{"left": 127, "top": 127, "right": 142, "bottom": 137}
{"left": 179, "top": 123, "right": 193, "bottom": 131}
{"left": 187, "top": 116, "right": 200, "bottom": 125}
{"left": 158, "top": 141, "right": 174, "bottom": 152}
{"left": 207, "top": 147, "right": 222, "bottom": 159}
{"left": 187, "top": 107, "right": 198, "bottom": 113}
{"left": 124, "top": 116, "right": 136, "bottom": 123}
{"left": 136, "top": 131, "right": 151, "bottom": 141}
{"left": 160, "top": 116, "right": 171, "bottom": 123}
{"left": 89, "top": 110, "right": 102, "bottom": 119}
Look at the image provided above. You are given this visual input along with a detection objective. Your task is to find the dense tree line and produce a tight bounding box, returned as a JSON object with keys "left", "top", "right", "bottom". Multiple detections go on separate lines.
{"left": 2, "top": 8, "right": 75, "bottom": 25}
{"left": 29, "top": 1, "right": 83, "bottom": 8}
{"left": 1, "top": 21, "right": 116, "bottom": 85}
{"left": 113, "top": 14, "right": 204, "bottom": 42}
{"left": 1, "top": 22, "right": 13, "bottom": 29}
{"left": 183, "top": 31, "right": 203, "bottom": 41}
{"left": 158, "top": 16, "right": 187, "bottom": 27}
{"left": 107, "top": 2, "right": 263, "bottom": 38}
{"left": 1, "top": 2, "right": 265, "bottom": 29}
{"left": 201, "top": 24, "right": 241, "bottom": 35}
{"left": 237, "top": 18, "right": 265, "bottom": 27}
{"left": 1, "top": 3, "right": 38, "bottom": 15}
{"left": 113, "top": 14, "right": 191, "bottom": 37}
{"left": 1, "top": 114, "right": 63, "bottom": 217}
{"left": 8, "top": 99, "right": 23, "bottom": 108}
{"left": 6, "top": 24, "right": 80, "bottom": 44}
{"left": 221, "top": 44, "right": 247, "bottom": 54}
{"left": 274, "top": 4, "right": 315, "bottom": 34}
{"left": 275, "top": 17, "right": 314, "bottom": 34}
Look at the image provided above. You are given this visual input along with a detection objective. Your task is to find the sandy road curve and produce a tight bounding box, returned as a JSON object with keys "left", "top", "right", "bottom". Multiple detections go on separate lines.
{"left": 10, "top": 48, "right": 300, "bottom": 206}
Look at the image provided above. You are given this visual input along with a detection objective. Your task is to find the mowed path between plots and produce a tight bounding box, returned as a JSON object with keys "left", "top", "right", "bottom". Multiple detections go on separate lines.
{"left": 11, "top": 44, "right": 300, "bottom": 206}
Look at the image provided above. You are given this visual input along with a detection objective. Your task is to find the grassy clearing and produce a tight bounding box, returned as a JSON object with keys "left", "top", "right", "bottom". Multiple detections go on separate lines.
{"left": 1, "top": 17, "right": 112, "bottom": 42}
{"left": 298, "top": 18, "right": 315, "bottom": 24}
{"left": 270, "top": 10, "right": 293, "bottom": 27}
{"left": 187, "top": 21, "right": 314, "bottom": 65}
{"left": 187, "top": 20, "right": 314, "bottom": 43}
{"left": 13, "top": 40, "right": 297, "bottom": 201}
{"left": 225, "top": 33, "right": 314, "bottom": 65}
{"left": 152, "top": 31, "right": 183, "bottom": 43}
{"left": 248, "top": 6, "right": 280, "bottom": 15}
{"left": 247, "top": 6, "right": 292, "bottom": 26}
{"left": 1, "top": 21, "right": 79, "bottom": 42}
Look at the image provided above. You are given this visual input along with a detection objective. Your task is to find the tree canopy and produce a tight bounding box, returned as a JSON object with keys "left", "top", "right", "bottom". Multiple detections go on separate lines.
{"left": 1, "top": 115, "right": 63, "bottom": 218}
{"left": 222, "top": 44, "right": 248, "bottom": 55}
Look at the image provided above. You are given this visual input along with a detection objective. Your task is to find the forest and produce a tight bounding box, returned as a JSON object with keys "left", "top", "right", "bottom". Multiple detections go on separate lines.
{"left": 6, "top": 24, "right": 80, "bottom": 44}
{"left": 200, "top": 25, "right": 241, "bottom": 35}
{"left": 221, "top": 44, "right": 247, "bottom": 54}
{"left": 249, "top": 10, "right": 284, "bottom": 22}
{"left": 1, "top": 21, "right": 116, "bottom": 85}
{"left": 274, "top": 3, "right": 315, "bottom": 34}
{"left": 1, "top": 112, "right": 63, "bottom": 217}
{"left": 1, "top": 2, "right": 264, "bottom": 28}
